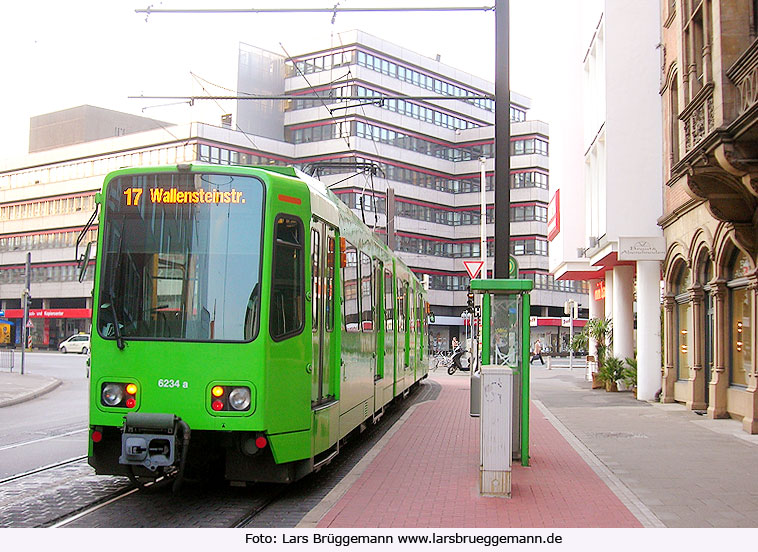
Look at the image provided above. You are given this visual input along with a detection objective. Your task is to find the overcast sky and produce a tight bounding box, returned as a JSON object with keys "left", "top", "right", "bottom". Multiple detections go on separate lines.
{"left": 0, "top": 0, "right": 588, "bottom": 162}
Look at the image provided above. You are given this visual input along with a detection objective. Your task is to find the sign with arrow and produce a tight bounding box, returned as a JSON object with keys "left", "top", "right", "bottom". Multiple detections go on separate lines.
{"left": 463, "top": 260, "right": 484, "bottom": 279}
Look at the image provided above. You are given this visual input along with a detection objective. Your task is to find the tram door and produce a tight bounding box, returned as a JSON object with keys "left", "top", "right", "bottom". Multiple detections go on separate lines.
{"left": 408, "top": 287, "right": 416, "bottom": 379}
{"left": 373, "top": 260, "right": 383, "bottom": 383}
{"left": 310, "top": 221, "right": 336, "bottom": 407}
{"left": 398, "top": 280, "right": 409, "bottom": 391}
{"left": 383, "top": 268, "right": 394, "bottom": 397}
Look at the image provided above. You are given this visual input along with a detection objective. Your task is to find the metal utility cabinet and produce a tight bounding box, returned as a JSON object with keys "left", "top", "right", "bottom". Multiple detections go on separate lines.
{"left": 469, "top": 278, "right": 533, "bottom": 494}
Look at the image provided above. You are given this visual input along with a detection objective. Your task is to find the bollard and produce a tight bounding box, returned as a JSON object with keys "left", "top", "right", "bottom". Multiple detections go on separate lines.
{"left": 546, "top": 355, "right": 552, "bottom": 370}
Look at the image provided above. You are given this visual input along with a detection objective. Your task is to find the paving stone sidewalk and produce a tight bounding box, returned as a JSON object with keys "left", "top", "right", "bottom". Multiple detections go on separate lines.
{"left": 532, "top": 366, "right": 758, "bottom": 527}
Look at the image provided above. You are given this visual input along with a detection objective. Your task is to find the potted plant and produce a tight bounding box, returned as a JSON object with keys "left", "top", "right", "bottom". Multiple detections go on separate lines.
{"left": 584, "top": 317, "right": 612, "bottom": 389}
{"left": 623, "top": 357, "right": 637, "bottom": 397}
{"left": 599, "top": 356, "right": 625, "bottom": 392}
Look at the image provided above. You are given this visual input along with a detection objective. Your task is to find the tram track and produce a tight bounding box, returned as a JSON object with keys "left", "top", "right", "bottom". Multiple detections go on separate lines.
{"left": 230, "top": 483, "right": 291, "bottom": 528}
{"left": 0, "top": 455, "right": 87, "bottom": 486}
{"left": 1, "top": 380, "right": 438, "bottom": 528}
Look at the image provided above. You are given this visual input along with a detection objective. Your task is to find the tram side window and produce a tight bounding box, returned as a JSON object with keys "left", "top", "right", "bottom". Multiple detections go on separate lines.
{"left": 398, "top": 281, "right": 407, "bottom": 332}
{"left": 270, "top": 216, "right": 305, "bottom": 341}
{"left": 311, "top": 228, "right": 320, "bottom": 332}
{"left": 326, "top": 236, "right": 335, "bottom": 332}
{"left": 384, "top": 269, "right": 394, "bottom": 331}
{"left": 360, "top": 252, "right": 374, "bottom": 331}
{"left": 417, "top": 293, "right": 423, "bottom": 333}
{"left": 409, "top": 289, "right": 415, "bottom": 335}
{"left": 343, "top": 243, "right": 360, "bottom": 332}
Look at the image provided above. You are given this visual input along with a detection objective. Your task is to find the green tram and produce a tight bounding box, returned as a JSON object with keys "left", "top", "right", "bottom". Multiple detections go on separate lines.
{"left": 86, "top": 164, "right": 430, "bottom": 485}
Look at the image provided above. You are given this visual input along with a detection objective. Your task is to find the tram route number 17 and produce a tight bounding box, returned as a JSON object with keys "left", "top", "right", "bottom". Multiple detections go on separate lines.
{"left": 124, "top": 188, "right": 143, "bottom": 206}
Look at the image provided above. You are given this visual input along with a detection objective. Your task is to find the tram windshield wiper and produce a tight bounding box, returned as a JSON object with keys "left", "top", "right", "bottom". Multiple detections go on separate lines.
{"left": 102, "top": 291, "right": 125, "bottom": 350}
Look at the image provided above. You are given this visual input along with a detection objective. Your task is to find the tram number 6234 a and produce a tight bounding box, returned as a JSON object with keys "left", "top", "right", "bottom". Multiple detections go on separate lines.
{"left": 157, "top": 379, "right": 188, "bottom": 389}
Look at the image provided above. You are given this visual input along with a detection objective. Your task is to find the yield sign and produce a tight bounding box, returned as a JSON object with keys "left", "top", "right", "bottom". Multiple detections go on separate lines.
{"left": 463, "top": 260, "right": 484, "bottom": 279}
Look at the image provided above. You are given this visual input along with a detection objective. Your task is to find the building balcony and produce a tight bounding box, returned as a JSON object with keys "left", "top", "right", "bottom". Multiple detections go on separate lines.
{"left": 680, "top": 82, "right": 715, "bottom": 154}
{"left": 727, "top": 36, "right": 758, "bottom": 118}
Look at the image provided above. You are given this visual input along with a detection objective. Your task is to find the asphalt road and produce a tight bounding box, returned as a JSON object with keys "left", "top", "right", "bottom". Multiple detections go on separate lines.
{"left": 0, "top": 352, "right": 89, "bottom": 479}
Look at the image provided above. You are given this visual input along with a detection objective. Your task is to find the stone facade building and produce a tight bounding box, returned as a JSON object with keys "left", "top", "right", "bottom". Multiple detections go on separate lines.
{"left": 660, "top": 0, "right": 758, "bottom": 432}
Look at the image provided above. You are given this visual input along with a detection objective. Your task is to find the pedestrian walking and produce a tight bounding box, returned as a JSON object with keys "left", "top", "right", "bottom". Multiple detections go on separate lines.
{"left": 531, "top": 339, "right": 544, "bottom": 365}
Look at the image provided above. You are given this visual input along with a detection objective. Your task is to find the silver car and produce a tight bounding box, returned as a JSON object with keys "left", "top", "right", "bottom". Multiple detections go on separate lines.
{"left": 58, "top": 334, "right": 90, "bottom": 354}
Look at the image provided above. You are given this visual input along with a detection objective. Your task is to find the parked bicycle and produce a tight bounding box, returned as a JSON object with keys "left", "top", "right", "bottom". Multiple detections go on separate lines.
{"left": 431, "top": 348, "right": 455, "bottom": 372}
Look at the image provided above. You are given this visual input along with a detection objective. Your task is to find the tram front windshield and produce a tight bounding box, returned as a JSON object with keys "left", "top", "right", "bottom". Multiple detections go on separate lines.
{"left": 97, "top": 172, "right": 264, "bottom": 343}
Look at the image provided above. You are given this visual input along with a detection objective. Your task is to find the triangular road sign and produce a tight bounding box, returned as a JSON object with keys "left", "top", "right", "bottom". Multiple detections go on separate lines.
{"left": 463, "top": 260, "right": 484, "bottom": 279}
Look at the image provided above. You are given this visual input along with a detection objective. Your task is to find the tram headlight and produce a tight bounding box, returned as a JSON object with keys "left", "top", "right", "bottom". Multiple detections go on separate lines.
{"left": 228, "top": 387, "right": 251, "bottom": 411}
{"left": 102, "top": 383, "right": 124, "bottom": 407}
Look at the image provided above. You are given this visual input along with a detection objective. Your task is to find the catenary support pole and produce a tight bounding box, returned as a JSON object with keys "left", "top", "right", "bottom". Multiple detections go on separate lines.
{"left": 494, "top": 0, "right": 510, "bottom": 278}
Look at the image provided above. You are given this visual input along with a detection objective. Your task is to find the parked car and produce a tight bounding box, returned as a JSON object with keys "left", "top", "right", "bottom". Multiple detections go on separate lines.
{"left": 58, "top": 334, "right": 90, "bottom": 354}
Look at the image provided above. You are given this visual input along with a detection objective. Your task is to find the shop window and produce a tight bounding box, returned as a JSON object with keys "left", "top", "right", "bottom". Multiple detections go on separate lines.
{"left": 729, "top": 249, "right": 753, "bottom": 386}
{"left": 674, "top": 263, "right": 692, "bottom": 381}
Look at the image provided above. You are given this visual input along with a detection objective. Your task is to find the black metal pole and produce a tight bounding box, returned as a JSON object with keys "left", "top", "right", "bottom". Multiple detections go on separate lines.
{"left": 21, "top": 252, "right": 30, "bottom": 375}
{"left": 494, "top": 0, "right": 510, "bottom": 278}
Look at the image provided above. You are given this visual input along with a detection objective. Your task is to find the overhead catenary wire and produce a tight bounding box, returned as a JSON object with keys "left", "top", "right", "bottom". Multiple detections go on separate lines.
{"left": 129, "top": 94, "right": 493, "bottom": 101}
{"left": 279, "top": 41, "right": 353, "bottom": 150}
{"left": 136, "top": 6, "right": 496, "bottom": 16}
{"left": 190, "top": 71, "right": 261, "bottom": 151}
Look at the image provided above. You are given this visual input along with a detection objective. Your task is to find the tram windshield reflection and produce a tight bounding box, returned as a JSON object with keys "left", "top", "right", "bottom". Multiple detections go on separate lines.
{"left": 97, "top": 173, "right": 264, "bottom": 342}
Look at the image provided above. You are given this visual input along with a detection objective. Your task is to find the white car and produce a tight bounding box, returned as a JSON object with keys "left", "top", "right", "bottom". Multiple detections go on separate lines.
{"left": 58, "top": 334, "right": 90, "bottom": 354}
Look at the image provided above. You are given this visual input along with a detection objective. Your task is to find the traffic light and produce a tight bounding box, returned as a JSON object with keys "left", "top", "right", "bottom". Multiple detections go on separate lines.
{"left": 467, "top": 289, "right": 474, "bottom": 311}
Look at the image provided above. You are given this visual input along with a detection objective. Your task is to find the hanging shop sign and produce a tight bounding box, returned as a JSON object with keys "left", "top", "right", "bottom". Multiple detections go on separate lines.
{"left": 547, "top": 189, "right": 560, "bottom": 242}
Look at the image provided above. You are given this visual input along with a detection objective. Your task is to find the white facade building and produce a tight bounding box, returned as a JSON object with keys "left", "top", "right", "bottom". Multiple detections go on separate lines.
{"left": 0, "top": 31, "right": 587, "bottom": 349}
{"left": 549, "top": 1, "right": 664, "bottom": 399}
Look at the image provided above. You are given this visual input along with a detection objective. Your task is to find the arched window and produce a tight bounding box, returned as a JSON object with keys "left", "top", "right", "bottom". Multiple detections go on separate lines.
{"left": 674, "top": 263, "right": 692, "bottom": 382}
{"left": 728, "top": 249, "right": 752, "bottom": 387}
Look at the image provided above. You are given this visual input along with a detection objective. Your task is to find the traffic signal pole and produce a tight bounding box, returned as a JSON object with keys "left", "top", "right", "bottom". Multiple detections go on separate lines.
{"left": 21, "top": 252, "right": 30, "bottom": 375}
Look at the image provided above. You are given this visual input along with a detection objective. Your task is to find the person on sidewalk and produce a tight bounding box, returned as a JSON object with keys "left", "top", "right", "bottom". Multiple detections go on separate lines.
{"left": 531, "top": 339, "right": 544, "bottom": 365}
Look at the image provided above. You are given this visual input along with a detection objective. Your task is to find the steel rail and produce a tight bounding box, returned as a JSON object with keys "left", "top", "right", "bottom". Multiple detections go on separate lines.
{"left": 0, "top": 455, "right": 87, "bottom": 486}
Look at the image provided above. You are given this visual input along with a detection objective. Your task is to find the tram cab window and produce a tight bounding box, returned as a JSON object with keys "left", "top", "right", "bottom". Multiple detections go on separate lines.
{"left": 271, "top": 215, "right": 305, "bottom": 341}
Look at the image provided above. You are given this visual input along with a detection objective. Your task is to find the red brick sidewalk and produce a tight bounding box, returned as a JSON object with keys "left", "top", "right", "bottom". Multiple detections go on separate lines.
{"left": 317, "top": 376, "right": 642, "bottom": 528}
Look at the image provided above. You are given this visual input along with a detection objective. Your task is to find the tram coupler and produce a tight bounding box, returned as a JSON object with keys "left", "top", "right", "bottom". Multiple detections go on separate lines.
{"left": 119, "top": 413, "right": 188, "bottom": 473}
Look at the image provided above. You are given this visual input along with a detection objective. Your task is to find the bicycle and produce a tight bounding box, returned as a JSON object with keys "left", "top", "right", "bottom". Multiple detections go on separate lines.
{"left": 431, "top": 349, "right": 455, "bottom": 372}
